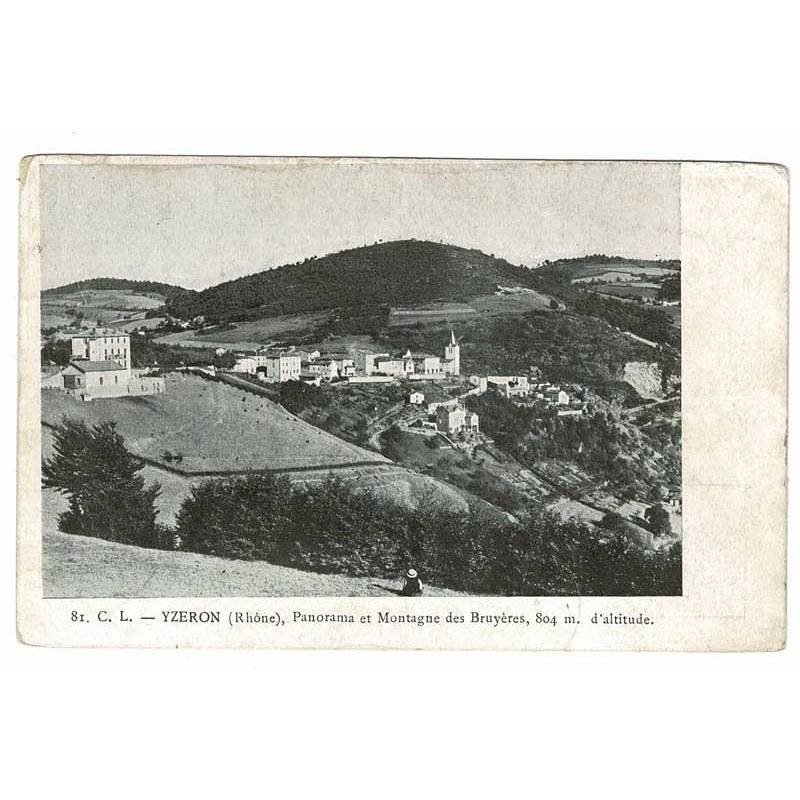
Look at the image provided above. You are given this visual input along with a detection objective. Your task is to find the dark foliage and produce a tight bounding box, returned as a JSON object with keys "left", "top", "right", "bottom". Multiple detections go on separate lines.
{"left": 42, "top": 418, "right": 165, "bottom": 548}
{"left": 644, "top": 504, "right": 672, "bottom": 537}
{"left": 130, "top": 339, "right": 212, "bottom": 369}
{"left": 175, "top": 474, "right": 681, "bottom": 596}
{"left": 278, "top": 380, "right": 331, "bottom": 415}
{"left": 657, "top": 278, "right": 680, "bottom": 301}
{"left": 41, "top": 339, "right": 72, "bottom": 366}
{"left": 465, "top": 391, "right": 676, "bottom": 493}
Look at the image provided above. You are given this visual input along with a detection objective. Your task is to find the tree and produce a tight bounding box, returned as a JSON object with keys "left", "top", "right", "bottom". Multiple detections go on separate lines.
{"left": 600, "top": 510, "right": 626, "bottom": 533}
{"left": 644, "top": 504, "right": 672, "bottom": 538}
{"left": 42, "top": 417, "right": 162, "bottom": 548}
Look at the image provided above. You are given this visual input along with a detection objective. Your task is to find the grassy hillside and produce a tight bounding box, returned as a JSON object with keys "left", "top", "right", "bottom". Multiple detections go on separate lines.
{"left": 42, "top": 373, "right": 387, "bottom": 472}
{"left": 43, "top": 277, "right": 190, "bottom": 302}
{"left": 42, "top": 530, "right": 467, "bottom": 598}
{"left": 164, "top": 240, "right": 540, "bottom": 322}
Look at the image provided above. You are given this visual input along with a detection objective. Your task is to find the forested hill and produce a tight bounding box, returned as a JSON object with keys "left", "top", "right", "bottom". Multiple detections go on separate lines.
{"left": 43, "top": 278, "right": 190, "bottom": 301}
{"left": 164, "top": 240, "right": 538, "bottom": 322}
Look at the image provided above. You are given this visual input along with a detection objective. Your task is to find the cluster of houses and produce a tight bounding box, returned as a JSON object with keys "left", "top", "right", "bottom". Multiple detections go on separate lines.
{"left": 230, "top": 330, "right": 461, "bottom": 385}
{"left": 42, "top": 328, "right": 165, "bottom": 400}
{"left": 469, "top": 374, "right": 572, "bottom": 408}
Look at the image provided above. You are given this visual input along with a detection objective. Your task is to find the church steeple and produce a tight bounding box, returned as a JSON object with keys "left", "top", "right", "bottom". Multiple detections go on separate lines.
{"left": 444, "top": 330, "right": 460, "bottom": 376}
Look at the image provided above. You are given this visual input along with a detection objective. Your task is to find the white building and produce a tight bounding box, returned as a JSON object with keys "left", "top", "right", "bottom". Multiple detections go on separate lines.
{"left": 260, "top": 352, "right": 301, "bottom": 383}
{"left": 330, "top": 356, "right": 355, "bottom": 378}
{"left": 468, "top": 375, "right": 488, "bottom": 393}
{"left": 412, "top": 354, "right": 441, "bottom": 376}
{"left": 436, "top": 404, "right": 479, "bottom": 435}
{"left": 487, "top": 375, "right": 530, "bottom": 398}
{"left": 305, "top": 359, "right": 339, "bottom": 381}
{"left": 376, "top": 351, "right": 415, "bottom": 377}
{"left": 233, "top": 357, "right": 258, "bottom": 375}
{"left": 354, "top": 349, "right": 390, "bottom": 375}
{"left": 408, "top": 391, "right": 425, "bottom": 405}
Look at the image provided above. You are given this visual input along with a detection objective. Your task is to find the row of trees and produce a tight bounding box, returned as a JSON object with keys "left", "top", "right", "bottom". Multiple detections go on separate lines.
{"left": 43, "top": 418, "right": 681, "bottom": 596}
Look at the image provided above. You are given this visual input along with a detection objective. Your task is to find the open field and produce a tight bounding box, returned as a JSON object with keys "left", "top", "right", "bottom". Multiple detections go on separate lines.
{"left": 597, "top": 285, "right": 660, "bottom": 300}
{"left": 153, "top": 311, "right": 329, "bottom": 349}
{"left": 43, "top": 288, "right": 166, "bottom": 309}
{"left": 389, "top": 302, "right": 477, "bottom": 326}
{"left": 42, "top": 530, "right": 468, "bottom": 598}
{"left": 111, "top": 316, "right": 167, "bottom": 332}
{"left": 572, "top": 267, "right": 677, "bottom": 284}
{"left": 387, "top": 290, "right": 554, "bottom": 327}
{"left": 470, "top": 289, "right": 554, "bottom": 314}
{"left": 42, "top": 290, "right": 167, "bottom": 330}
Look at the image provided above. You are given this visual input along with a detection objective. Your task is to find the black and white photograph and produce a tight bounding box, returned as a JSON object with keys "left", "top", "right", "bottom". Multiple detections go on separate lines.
{"left": 37, "top": 158, "right": 682, "bottom": 599}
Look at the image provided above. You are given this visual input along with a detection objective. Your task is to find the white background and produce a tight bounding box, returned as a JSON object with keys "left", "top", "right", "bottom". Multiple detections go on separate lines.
{"left": 1, "top": 2, "right": 796, "bottom": 798}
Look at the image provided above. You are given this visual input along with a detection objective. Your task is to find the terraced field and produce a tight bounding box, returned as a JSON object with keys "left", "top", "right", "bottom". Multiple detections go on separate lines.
{"left": 153, "top": 311, "right": 329, "bottom": 349}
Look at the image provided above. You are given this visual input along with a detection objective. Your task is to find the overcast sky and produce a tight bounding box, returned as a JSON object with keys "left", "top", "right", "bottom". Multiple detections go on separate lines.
{"left": 40, "top": 160, "right": 680, "bottom": 290}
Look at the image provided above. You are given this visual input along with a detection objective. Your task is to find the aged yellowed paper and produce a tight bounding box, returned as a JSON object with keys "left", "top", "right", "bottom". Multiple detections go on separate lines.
{"left": 17, "top": 157, "right": 787, "bottom": 649}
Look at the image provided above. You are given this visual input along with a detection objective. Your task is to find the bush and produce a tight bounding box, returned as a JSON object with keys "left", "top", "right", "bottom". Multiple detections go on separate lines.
{"left": 42, "top": 417, "right": 162, "bottom": 548}
{"left": 175, "top": 474, "right": 681, "bottom": 595}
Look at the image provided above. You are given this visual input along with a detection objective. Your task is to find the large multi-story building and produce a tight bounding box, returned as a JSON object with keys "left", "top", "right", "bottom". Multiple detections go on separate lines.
{"left": 71, "top": 329, "right": 131, "bottom": 381}
{"left": 260, "top": 352, "right": 302, "bottom": 383}
{"left": 47, "top": 328, "right": 164, "bottom": 400}
{"left": 436, "top": 404, "right": 479, "bottom": 435}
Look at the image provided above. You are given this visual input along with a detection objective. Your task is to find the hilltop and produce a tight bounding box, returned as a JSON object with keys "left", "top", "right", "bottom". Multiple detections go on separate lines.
{"left": 164, "top": 240, "right": 539, "bottom": 322}
{"left": 43, "top": 277, "right": 190, "bottom": 302}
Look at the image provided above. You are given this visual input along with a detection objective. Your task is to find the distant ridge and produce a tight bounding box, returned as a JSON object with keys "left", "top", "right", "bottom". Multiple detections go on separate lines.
{"left": 164, "top": 240, "right": 539, "bottom": 323}
{"left": 43, "top": 277, "right": 191, "bottom": 302}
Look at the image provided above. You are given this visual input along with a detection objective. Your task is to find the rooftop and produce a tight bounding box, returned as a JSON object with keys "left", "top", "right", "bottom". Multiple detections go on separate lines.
{"left": 69, "top": 359, "right": 127, "bottom": 373}
{"left": 70, "top": 328, "right": 128, "bottom": 341}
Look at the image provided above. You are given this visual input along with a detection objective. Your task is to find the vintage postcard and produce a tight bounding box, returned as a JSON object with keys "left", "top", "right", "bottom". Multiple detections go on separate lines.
{"left": 17, "top": 157, "right": 787, "bottom": 649}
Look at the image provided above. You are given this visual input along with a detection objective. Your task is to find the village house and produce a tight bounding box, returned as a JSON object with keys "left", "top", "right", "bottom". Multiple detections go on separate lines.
{"left": 487, "top": 375, "right": 530, "bottom": 398}
{"left": 327, "top": 355, "right": 355, "bottom": 378}
{"left": 299, "top": 371, "right": 322, "bottom": 386}
{"left": 354, "top": 349, "right": 390, "bottom": 376}
{"left": 533, "top": 384, "right": 570, "bottom": 406}
{"left": 375, "top": 350, "right": 415, "bottom": 378}
{"left": 233, "top": 356, "right": 258, "bottom": 375}
{"left": 305, "top": 358, "right": 339, "bottom": 381}
{"left": 60, "top": 360, "right": 130, "bottom": 393}
{"left": 412, "top": 353, "right": 441, "bottom": 376}
{"left": 436, "top": 404, "right": 479, "bottom": 435}
{"left": 427, "top": 396, "right": 460, "bottom": 415}
{"left": 408, "top": 391, "right": 425, "bottom": 405}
